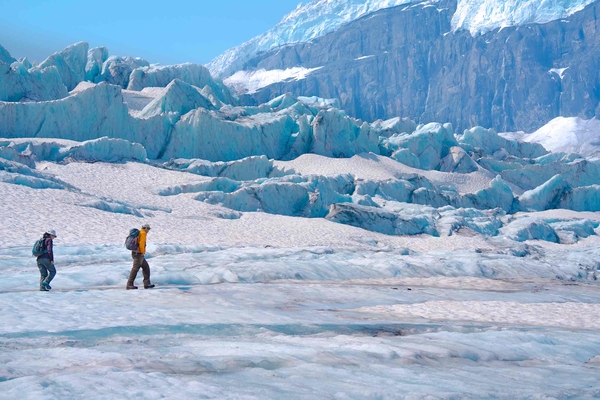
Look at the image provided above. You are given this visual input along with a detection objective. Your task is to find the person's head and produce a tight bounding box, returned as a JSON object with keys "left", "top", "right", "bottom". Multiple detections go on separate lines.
{"left": 45, "top": 229, "right": 57, "bottom": 239}
{"left": 141, "top": 224, "right": 151, "bottom": 233}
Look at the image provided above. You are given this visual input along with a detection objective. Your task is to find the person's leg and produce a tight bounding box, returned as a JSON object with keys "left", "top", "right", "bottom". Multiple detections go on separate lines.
{"left": 141, "top": 258, "right": 151, "bottom": 287}
{"left": 37, "top": 259, "right": 49, "bottom": 290}
{"left": 127, "top": 253, "right": 142, "bottom": 287}
{"left": 44, "top": 263, "right": 56, "bottom": 287}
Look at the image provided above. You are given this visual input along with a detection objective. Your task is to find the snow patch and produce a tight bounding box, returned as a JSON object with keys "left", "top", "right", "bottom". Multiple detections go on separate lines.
{"left": 224, "top": 67, "right": 323, "bottom": 95}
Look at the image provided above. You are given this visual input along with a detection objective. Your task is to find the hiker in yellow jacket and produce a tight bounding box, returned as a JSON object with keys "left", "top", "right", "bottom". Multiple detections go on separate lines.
{"left": 126, "top": 224, "right": 155, "bottom": 290}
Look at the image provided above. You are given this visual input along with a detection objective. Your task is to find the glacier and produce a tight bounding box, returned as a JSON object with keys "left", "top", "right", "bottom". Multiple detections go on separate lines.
{"left": 2, "top": 14, "right": 600, "bottom": 400}
{"left": 2, "top": 129, "right": 600, "bottom": 398}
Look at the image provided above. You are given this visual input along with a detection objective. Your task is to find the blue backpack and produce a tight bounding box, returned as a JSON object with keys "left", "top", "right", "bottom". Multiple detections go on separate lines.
{"left": 32, "top": 237, "right": 47, "bottom": 257}
{"left": 125, "top": 228, "right": 140, "bottom": 251}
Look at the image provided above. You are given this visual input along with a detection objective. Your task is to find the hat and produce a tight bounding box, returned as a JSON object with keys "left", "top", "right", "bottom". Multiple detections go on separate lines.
{"left": 141, "top": 224, "right": 151, "bottom": 229}
{"left": 46, "top": 229, "right": 57, "bottom": 237}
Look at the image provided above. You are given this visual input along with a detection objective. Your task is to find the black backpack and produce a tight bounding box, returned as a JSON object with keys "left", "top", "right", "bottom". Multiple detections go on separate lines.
{"left": 32, "top": 237, "right": 47, "bottom": 257}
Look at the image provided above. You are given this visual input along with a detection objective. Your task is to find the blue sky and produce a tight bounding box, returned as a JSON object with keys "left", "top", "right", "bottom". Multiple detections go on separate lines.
{"left": 0, "top": 0, "right": 302, "bottom": 65}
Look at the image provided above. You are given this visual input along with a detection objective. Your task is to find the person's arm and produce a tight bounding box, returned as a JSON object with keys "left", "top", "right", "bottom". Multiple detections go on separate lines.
{"left": 46, "top": 238, "right": 54, "bottom": 263}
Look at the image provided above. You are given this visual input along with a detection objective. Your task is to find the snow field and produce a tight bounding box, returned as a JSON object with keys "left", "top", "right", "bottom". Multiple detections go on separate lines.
{"left": 1, "top": 158, "right": 600, "bottom": 398}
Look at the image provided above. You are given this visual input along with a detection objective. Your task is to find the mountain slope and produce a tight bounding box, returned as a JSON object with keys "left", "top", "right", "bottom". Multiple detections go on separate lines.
{"left": 223, "top": 0, "right": 600, "bottom": 133}
{"left": 208, "top": 0, "right": 597, "bottom": 79}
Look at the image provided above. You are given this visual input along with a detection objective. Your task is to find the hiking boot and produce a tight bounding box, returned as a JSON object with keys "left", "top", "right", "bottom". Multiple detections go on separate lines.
{"left": 126, "top": 285, "right": 138, "bottom": 290}
{"left": 144, "top": 284, "right": 155, "bottom": 289}
{"left": 40, "top": 286, "right": 49, "bottom": 291}
{"left": 42, "top": 282, "right": 51, "bottom": 290}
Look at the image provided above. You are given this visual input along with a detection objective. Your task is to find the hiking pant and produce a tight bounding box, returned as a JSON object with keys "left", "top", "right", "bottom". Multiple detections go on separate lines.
{"left": 37, "top": 258, "right": 56, "bottom": 288}
{"left": 128, "top": 253, "right": 151, "bottom": 287}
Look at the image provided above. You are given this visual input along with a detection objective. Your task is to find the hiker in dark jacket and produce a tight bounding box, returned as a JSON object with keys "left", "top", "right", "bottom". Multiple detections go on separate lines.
{"left": 37, "top": 229, "right": 57, "bottom": 291}
{"left": 126, "top": 224, "right": 155, "bottom": 290}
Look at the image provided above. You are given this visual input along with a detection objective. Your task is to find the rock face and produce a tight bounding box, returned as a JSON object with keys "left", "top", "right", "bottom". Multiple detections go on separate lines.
{"left": 233, "top": 0, "right": 600, "bottom": 133}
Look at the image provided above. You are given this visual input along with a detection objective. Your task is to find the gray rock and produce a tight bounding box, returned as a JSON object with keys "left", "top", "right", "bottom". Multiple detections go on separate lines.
{"left": 234, "top": 0, "right": 600, "bottom": 133}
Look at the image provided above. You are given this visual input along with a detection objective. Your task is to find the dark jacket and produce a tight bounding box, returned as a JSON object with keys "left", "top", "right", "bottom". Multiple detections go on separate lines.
{"left": 37, "top": 234, "right": 54, "bottom": 262}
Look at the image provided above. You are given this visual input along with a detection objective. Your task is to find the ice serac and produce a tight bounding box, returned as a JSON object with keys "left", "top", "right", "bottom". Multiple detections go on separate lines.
{"left": 32, "top": 42, "right": 89, "bottom": 91}
{"left": 500, "top": 158, "right": 600, "bottom": 192}
{"left": 458, "top": 126, "right": 547, "bottom": 159}
{"left": 439, "top": 146, "right": 479, "bottom": 173}
{"left": 311, "top": 109, "right": 379, "bottom": 158}
{"left": 163, "top": 109, "right": 298, "bottom": 161}
{"left": 385, "top": 123, "right": 457, "bottom": 170}
{"left": 196, "top": 175, "right": 351, "bottom": 217}
{"left": 0, "top": 44, "right": 16, "bottom": 64}
{"left": 326, "top": 203, "right": 438, "bottom": 236}
{"left": 138, "top": 79, "right": 215, "bottom": 119}
{"left": 164, "top": 155, "right": 272, "bottom": 181}
{"left": 127, "top": 63, "right": 234, "bottom": 105}
{"left": 501, "top": 217, "right": 560, "bottom": 243}
{"left": 0, "top": 61, "right": 68, "bottom": 102}
{"left": 0, "top": 83, "right": 170, "bottom": 159}
{"left": 0, "top": 137, "right": 147, "bottom": 163}
{"left": 85, "top": 47, "right": 109, "bottom": 82}
{"left": 518, "top": 175, "right": 571, "bottom": 212}
{"left": 97, "top": 56, "right": 150, "bottom": 88}
{"left": 371, "top": 117, "right": 417, "bottom": 138}
{"left": 459, "top": 176, "right": 515, "bottom": 212}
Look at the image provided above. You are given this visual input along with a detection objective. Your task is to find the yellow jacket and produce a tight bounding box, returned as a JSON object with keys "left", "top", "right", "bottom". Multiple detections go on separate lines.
{"left": 138, "top": 229, "right": 147, "bottom": 254}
